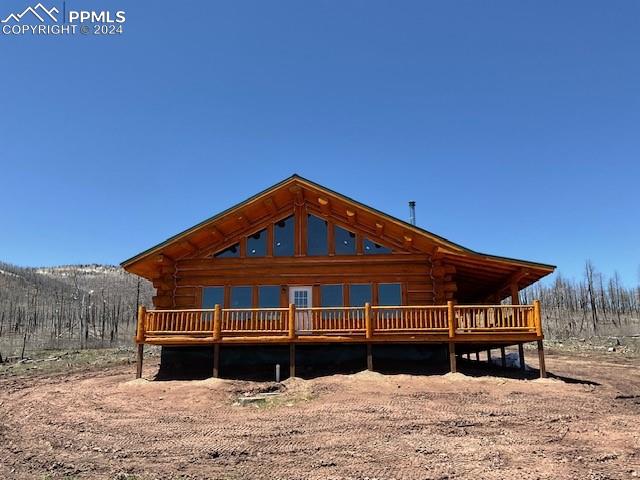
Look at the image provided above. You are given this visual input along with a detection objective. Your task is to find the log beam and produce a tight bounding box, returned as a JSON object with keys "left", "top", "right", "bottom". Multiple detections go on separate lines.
{"left": 264, "top": 198, "right": 278, "bottom": 215}
{"left": 518, "top": 343, "right": 525, "bottom": 370}
{"left": 135, "top": 344, "right": 144, "bottom": 379}
{"left": 537, "top": 340, "right": 546, "bottom": 378}
{"left": 449, "top": 342, "right": 457, "bottom": 373}
{"left": 318, "top": 197, "right": 330, "bottom": 215}
{"left": 209, "top": 226, "right": 224, "bottom": 242}
{"left": 289, "top": 344, "right": 296, "bottom": 378}
{"left": 236, "top": 214, "right": 250, "bottom": 229}
{"left": 346, "top": 209, "right": 356, "bottom": 224}
{"left": 213, "top": 343, "right": 220, "bottom": 378}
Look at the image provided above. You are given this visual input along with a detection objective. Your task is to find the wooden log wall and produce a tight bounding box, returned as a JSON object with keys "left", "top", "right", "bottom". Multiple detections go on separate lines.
{"left": 150, "top": 254, "right": 457, "bottom": 309}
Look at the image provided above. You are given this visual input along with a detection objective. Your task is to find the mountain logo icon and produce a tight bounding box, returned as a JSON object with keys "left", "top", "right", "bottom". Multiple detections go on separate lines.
{"left": 1, "top": 3, "right": 59, "bottom": 23}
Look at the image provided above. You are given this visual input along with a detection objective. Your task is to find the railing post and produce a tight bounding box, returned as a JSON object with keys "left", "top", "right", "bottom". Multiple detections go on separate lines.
{"left": 213, "top": 304, "right": 222, "bottom": 341}
{"left": 288, "top": 303, "right": 296, "bottom": 340}
{"left": 136, "top": 305, "right": 146, "bottom": 343}
{"left": 447, "top": 300, "right": 455, "bottom": 338}
{"left": 365, "top": 302, "right": 372, "bottom": 339}
{"left": 533, "top": 299, "right": 542, "bottom": 337}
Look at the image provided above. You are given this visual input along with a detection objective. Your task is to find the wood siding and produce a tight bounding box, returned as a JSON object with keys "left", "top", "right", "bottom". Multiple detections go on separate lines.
{"left": 152, "top": 254, "right": 457, "bottom": 309}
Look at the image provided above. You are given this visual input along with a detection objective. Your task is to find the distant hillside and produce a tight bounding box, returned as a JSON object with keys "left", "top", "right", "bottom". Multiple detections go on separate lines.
{"left": 0, "top": 262, "right": 153, "bottom": 359}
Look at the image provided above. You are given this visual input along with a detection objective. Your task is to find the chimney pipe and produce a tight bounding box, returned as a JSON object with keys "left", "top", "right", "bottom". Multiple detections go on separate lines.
{"left": 409, "top": 201, "right": 416, "bottom": 225}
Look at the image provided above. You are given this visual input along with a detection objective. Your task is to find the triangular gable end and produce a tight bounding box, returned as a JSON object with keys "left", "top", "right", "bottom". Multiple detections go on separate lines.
{"left": 122, "top": 174, "right": 555, "bottom": 297}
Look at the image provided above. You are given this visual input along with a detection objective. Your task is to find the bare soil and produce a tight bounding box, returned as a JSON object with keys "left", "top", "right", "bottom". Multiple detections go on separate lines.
{"left": 0, "top": 348, "right": 639, "bottom": 480}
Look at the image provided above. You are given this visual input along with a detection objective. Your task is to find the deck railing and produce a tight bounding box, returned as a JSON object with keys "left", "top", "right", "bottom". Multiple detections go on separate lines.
{"left": 145, "top": 309, "right": 213, "bottom": 335}
{"left": 136, "top": 300, "right": 542, "bottom": 343}
{"left": 455, "top": 305, "right": 536, "bottom": 332}
{"left": 372, "top": 305, "right": 449, "bottom": 333}
{"left": 222, "top": 308, "right": 289, "bottom": 334}
{"left": 298, "top": 307, "right": 366, "bottom": 334}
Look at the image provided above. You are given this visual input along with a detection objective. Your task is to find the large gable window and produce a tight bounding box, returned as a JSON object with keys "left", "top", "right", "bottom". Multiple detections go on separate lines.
{"left": 307, "top": 214, "right": 328, "bottom": 256}
{"left": 334, "top": 225, "right": 356, "bottom": 255}
{"left": 214, "top": 243, "right": 239, "bottom": 258}
{"left": 364, "top": 238, "right": 391, "bottom": 255}
{"left": 248, "top": 228, "right": 267, "bottom": 257}
{"left": 274, "top": 215, "right": 295, "bottom": 256}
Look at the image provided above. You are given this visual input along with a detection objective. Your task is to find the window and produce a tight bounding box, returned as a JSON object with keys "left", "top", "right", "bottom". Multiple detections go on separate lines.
{"left": 230, "top": 286, "right": 252, "bottom": 308}
{"left": 202, "top": 286, "right": 224, "bottom": 322}
{"left": 335, "top": 225, "right": 356, "bottom": 255}
{"left": 274, "top": 215, "right": 295, "bottom": 256}
{"left": 349, "top": 284, "right": 372, "bottom": 306}
{"left": 307, "top": 214, "right": 328, "bottom": 256}
{"left": 321, "top": 284, "right": 343, "bottom": 307}
{"left": 247, "top": 228, "right": 267, "bottom": 257}
{"left": 202, "top": 287, "right": 224, "bottom": 308}
{"left": 378, "top": 283, "right": 402, "bottom": 306}
{"left": 214, "top": 243, "right": 239, "bottom": 258}
{"left": 258, "top": 286, "right": 280, "bottom": 308}
{"left": 364, "top": 238, "right": 391, "bottom": 255}
{"left": 293, "top": 289, "right": 310, "bottom": 308}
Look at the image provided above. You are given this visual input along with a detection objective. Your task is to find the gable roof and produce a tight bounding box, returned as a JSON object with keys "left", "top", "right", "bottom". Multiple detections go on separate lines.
{"left": 121, "top": 174, "right": 555, "bottom": 299}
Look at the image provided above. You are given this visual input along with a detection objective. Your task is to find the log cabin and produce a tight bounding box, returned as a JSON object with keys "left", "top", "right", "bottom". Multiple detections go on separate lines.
{"left": 122, "top": 174, "right": 555, "bottom": 379}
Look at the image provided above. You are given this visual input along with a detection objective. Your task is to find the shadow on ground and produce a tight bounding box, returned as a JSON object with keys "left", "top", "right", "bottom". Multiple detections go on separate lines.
{"left": 152, "top": 344, "right": 600, "bottom": 386}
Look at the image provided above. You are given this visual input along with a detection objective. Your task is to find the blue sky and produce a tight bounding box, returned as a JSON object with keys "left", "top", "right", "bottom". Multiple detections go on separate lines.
{"left": 0, "top": 1, "right": 638, "bottom": 285}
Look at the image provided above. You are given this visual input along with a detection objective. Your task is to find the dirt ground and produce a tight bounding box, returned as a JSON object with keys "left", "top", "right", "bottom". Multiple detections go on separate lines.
{"left": 0, "top": 348, "right": 639, "bottom": 480}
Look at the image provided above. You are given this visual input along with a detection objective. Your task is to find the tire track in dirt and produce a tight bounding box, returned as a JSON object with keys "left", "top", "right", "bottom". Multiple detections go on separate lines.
{"left": 0, "top": 354, "right": 639, "bottom": 479}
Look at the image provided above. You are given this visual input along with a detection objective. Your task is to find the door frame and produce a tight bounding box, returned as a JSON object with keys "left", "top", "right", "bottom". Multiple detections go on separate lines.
{"left": 288, "top": 286, "right": 313, "bottom": 333}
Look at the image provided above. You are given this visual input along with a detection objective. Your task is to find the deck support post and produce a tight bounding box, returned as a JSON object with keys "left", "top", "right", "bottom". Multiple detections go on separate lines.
{"left": 486, "top": 349, "right": 491, "bottom": 364}
{"left": 448, "top": 342, "right": 457, "bottom": 373}
{"left": 135, "top": 344, "right": 143, "bottom": 379}
{"left": 518, "top": 343, "right": 525, "bottom": 370}
{"left": 475, "top": 351, "right": 480, "bottom": 362}
{"left": 366, "top": 343, "right": 373, "bottom": 371}
{"left": 213, "top": 343, "right": 220, "bottom": 378}
{"left": 500, "top": 346, "right": 507, "bottom": 368}
{"left": 537, "top": 340, "right": 546, "bottom": 378}
{"left": 289, "top": 343, "right": 296, "bottom": 378}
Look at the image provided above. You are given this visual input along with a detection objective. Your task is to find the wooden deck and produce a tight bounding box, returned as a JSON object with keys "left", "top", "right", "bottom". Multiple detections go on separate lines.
{"left": 136, "top": 301, "right": 543, "bottom": 346}
{"left": 134, "top": 301, "right": 547, "bottom": 379}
